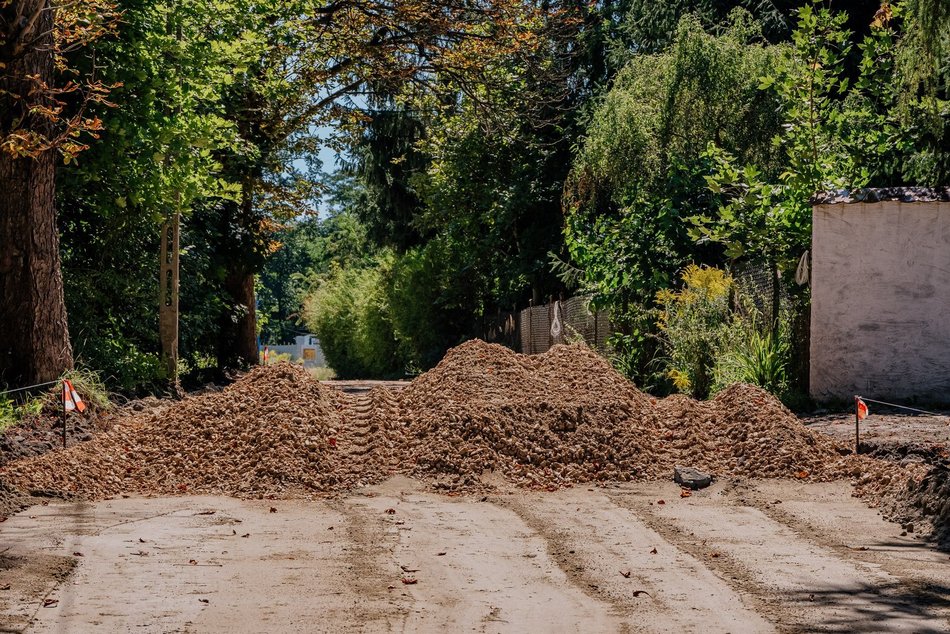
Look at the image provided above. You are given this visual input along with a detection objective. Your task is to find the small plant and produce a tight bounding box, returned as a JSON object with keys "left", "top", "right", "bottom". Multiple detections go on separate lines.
{"left": 716, "top": 327, "right": 789, "bottom": 394}
{"left": 308, "top": 366, "right": 337, "bottom": 381}
{"left": 656, "top": 265, "right": 733, "bottom": 398}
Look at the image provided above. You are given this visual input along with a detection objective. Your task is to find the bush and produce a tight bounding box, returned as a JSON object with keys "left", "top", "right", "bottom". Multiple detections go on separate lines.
{"left": 302, "top": 261, "right": 402, "bottom": 379}
{"left": 714, "top": 324, "right": 790, "bottom": 396}
{"left": 656, "top": 265, "right": 733, "bottom": 398}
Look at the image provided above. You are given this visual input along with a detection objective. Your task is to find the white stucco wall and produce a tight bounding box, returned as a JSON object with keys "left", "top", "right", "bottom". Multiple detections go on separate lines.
{"left": 810, "top": 200, "right": 950, "bottom": 402}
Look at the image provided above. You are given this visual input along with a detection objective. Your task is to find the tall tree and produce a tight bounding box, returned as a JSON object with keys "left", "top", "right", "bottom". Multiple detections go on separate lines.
{"left": 0, "top": 0, "right": 114, "bottom": 386}
{"left": 209, "top": 0, "right": 560, "bottom": 370}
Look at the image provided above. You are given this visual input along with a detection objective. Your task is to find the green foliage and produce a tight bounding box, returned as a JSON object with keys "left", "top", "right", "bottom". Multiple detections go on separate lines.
{"left": 656, "top": 265, "right": 734, "bottom": 398}
{"left": 714, "top": 322, "right": 790, "bottom": 395}
{"left": 565, "top": 12, "right": 783, "bottom": 381}
{"left": 302, "top": 261, "right": 401, "bottom": 379}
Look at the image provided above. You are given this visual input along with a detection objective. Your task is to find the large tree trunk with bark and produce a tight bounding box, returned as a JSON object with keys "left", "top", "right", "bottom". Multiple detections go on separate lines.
{"left": 218, "top": 270, "right": 258, "bottom": 370}
{"left": 215, "top": 180, "right": 259, "bottom": 371}
{"left": 0, "top": 0, "right": 74, "bottom": 386}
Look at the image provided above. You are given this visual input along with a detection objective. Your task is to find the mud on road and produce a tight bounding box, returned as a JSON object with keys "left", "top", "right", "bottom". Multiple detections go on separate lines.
{"left": 1, "top": 476, "right": 948, "bottom": 634}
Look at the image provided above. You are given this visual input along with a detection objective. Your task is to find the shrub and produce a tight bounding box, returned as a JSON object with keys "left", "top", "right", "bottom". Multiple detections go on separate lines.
{"left": 656, "top": 265, "right": 733, "bottom": 398}
{"left": 302, "top": 261, "right": 402, "bottom": 379}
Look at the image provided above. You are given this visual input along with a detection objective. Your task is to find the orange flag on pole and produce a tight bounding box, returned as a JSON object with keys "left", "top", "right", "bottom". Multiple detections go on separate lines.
{"left": 63, "top": 379, "right": 86, "bottom": 413}
{"left": 856, "top": 398, "right": 869, "bottom": 421}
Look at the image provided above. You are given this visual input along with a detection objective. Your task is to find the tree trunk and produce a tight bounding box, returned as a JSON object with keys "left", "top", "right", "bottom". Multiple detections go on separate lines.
{"left": 216, "top": 180, "right": 259, "bottom": 371}
{"left": 0, "top": 0, "right": 74, "bottom": 386}
{"left": 219, "top": 270, "right": 258, "bottom": 369}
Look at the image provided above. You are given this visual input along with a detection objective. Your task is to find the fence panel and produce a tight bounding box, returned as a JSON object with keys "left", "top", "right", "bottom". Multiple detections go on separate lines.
{"left": 489, "top": 296, "right": 611, "bottom": 355}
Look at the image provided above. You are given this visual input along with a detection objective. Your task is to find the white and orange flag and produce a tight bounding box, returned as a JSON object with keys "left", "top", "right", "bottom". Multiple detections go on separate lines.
{"left": 856, "top": 397, "right": 869, "bottom": 421}
{"left": 63, "top": 379, "right": 86, "bottom": 413}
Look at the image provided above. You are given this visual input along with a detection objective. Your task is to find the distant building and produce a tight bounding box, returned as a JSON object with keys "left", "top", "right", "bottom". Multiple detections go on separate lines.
{"left": 261, "top": 334, "right": 326, "bottom": 368}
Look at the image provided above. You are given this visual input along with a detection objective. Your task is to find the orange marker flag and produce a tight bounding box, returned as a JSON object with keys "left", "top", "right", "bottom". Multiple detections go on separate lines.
{"left": 856, "top": 398, "right": 869, "bottom": 421}
{"left": 63, "top": 379, "right": 86, "bottom": 413}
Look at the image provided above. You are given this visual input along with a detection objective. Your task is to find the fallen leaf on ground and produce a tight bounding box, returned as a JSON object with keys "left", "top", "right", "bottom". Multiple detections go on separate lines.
{"left": 657, "top": 500, "right": 665, "bottom": 505}
{"left": 680, "top": 489, "right": 692, "bottom": 498}
{"left": 795, "top": 470, "right": 810, "bottom": 479}
{"left": 632, "top": 590, "right": 651, "bottom": 598}
{"left": 620, "top": 570, "right": 631, "bottom": 578}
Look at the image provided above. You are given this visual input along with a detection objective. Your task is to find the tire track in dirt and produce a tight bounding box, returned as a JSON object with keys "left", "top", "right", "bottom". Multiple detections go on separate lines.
{"left": 346, "top": 476, "right": 621, "bottom": 633}
{"left": 735, "top": 480, "right": 950, "bottom": 626}
{"left": 496, "top": 486, "right": 773, "bottom": 633}
{"left": 608, "top": 482, "right": 950, "bottom": 633}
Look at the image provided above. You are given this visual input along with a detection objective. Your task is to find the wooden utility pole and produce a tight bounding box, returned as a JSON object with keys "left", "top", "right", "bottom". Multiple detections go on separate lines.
{"left": 158, "top": 212, "right": 180, "bottom": 380}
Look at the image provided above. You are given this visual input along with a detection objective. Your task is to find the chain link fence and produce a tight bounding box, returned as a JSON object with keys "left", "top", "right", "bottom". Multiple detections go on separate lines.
{"left": 482, "top": 296, "right": 612, "bottom": 355}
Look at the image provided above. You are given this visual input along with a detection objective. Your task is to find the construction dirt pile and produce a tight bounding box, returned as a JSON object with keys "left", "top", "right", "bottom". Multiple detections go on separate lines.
{"left": 0, "top": 341, "right": 929, "bottom": 526}
{"left": 387, "top": 340, "right": 661, "bottom": 489}
{"left": 0, "top": 364, "right": 350, "bottom": 499}
{"left": 379, "top": 340, "right": 900, "bottom": 491}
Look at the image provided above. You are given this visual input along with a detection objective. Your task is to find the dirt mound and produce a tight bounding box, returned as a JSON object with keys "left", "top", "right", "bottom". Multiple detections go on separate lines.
{"left": 384, "top": 340, "right": 864, "bottom": 490}
{"left": 389, "top": 340, "right": 659, "bottom": 489}
{"left": 0, "top": 364, "right": 346, "bottom": 499}
{"left": 0, "top": 340, "right": 928, "bottom": 521}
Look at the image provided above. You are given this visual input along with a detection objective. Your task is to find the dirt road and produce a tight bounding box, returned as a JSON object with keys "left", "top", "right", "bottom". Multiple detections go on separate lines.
{"left": 1, "top": 476, "right": 948, "bottom": 633}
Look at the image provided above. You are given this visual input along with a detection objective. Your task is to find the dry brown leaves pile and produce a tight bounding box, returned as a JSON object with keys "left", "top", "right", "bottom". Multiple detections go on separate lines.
{"left": 0, "top": 340, "right": 927, "bottom": 510}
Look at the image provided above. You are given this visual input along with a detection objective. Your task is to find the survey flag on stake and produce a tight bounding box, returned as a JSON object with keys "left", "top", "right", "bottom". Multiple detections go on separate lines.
{"left": 63, "top": 379, "right": 86, "bottom": 413}
{"left": 856, "top": 397, "right": 869, "bottom": 421}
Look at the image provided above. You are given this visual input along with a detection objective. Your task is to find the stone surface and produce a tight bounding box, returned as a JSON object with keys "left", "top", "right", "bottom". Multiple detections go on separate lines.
{"left": 674, "top": 466, "right": 712, "bottom": 490}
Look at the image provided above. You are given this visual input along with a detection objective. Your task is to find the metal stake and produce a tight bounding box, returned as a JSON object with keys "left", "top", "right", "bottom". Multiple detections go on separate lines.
{"left": 854, "top": 395, "right": 860, "bottom": 454}
{"left": 61, "top": 381, "right": 67, "bottom": 449}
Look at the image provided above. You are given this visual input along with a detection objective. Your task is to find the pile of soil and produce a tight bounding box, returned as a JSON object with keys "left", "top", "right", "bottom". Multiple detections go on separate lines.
{"left": 381, "top": 340, "right": 868, "bottom": 490}
{"left": 0, "top": 364, "right": 346, "bottom": 499}
{"left": 389, "top": 341, "right": 659, "bottom": 489}
{"left": 0, "top": 341, "right": 929, "bottom": 528}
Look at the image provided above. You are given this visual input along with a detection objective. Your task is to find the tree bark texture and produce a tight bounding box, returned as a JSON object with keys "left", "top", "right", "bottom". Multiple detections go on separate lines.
{"left": 0, "top": 0, "right": 74, "bottom": 386}
{"left": 216, "top": 179, "right": 259, "bottom": 371}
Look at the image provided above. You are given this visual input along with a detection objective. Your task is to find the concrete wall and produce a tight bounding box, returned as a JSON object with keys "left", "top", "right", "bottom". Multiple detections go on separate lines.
{"left": 810, "top": 201, "right": 950, "bottom": 402}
